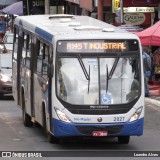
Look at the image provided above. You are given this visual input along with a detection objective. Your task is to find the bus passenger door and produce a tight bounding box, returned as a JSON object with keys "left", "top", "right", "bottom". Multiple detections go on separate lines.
{"left": 21, "top": 34, "right": 32, "bottom": 116}
{"left": 33, "top": 41, "right": 51, "bottom": 125}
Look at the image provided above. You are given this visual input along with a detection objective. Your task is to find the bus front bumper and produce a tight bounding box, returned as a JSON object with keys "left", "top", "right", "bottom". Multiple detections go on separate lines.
{"left": 52, "top": 118, "right": 144, "bottom": 137}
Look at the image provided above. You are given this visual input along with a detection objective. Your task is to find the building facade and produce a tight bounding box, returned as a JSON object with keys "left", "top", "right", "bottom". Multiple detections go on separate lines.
{"left": 64, "top": 0, "right": 159, "bottom": 28}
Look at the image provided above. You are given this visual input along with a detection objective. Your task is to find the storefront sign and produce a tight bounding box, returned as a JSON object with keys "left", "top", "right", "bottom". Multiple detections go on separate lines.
{"left": 112, "top": 0, "right": 120, "bottom": 12}
{"left": 124, "top": 7, "right": 154, "bottom": 13}
{"left": 123, "top": 0, "right": 158, "bottom": 7}
{"left": 114, "top": 7, "right": 154, "bottom": 14}
{"left": 113, "top": 0, "right": 120, "bottom": 10}
{"left": 124, "top": 13, "right": 146, "bottom": 25}
{"left": 23, "top": 0, "right": 45, "bottom": 15}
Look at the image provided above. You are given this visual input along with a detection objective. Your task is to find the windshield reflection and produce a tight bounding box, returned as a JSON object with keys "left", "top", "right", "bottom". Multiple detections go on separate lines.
{"left": 57, "top": 56, "right": 140, "bottom": 105}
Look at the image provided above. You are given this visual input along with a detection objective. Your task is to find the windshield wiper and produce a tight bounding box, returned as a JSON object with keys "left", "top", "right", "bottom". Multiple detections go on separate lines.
{"left": 77, "top": 55, "right": 90, "bottom": 94}
{"left": 108, "top": 56, "right": 120, "bottom": 79}
{"left": 106, "top": 64, "right": 108, "bottom": 93}
{"left": 88, "top": 65, "right": 90, "bottom": 94}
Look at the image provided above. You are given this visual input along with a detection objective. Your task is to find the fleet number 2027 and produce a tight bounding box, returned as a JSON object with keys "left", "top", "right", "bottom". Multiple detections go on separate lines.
{"left": 113, "top": 117, "right": 125, "bottom": 122}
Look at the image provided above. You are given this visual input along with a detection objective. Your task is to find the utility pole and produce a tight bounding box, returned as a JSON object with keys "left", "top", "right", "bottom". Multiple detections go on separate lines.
{"left": 45, "top": 0, "right": 50, "bottom": 14}
{"left": 98, "top": 0, "right": 103, "bottom": 21}
{"left": 120, "top": 0, "right": 124, "bottom": 24}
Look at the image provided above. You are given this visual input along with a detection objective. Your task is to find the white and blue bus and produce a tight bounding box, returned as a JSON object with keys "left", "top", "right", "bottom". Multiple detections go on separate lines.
{"left": 12, "top": 14, "right": 144, "bottom": 144}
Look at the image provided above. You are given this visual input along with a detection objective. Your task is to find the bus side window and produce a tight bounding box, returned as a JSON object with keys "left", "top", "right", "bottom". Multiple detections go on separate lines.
{"left": 22, "top": 33, "right": 31, "bottom": 68}
{"left": 42, "top": 44, "right": 49, "bottom": 79}
{"left": 36, "top": 41, "right": 49, "bottom": 80}
{"left": 22, "top": 33, "right": 27, "bottom": 65}
{"left": 37, "top": 59, "right": 42, "bottom": 75}
{"left": 36, "top": 41, "right": 43, "bottom": 75}
{"left": 25, "top": 35, "right": 31, "bottom": 68}
{"left": 13, "top": 27, "right": 18, "bottom": 60}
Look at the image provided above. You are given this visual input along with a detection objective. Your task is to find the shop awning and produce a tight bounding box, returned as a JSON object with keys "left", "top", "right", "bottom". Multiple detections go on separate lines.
{"left": 136, "top": 21, "right": 160, "bottom": 46}
{"left": 0, "top": 0, "right": 20, "bottom": 6}
{"left": 0, "top": 1, "right": 23, "bottom": 16}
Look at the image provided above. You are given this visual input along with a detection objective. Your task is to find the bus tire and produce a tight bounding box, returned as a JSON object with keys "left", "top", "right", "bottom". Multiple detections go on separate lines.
{"left": 118, "top": 136, "right": 130, "bottom": 144}
{"left": 48, "top": 132, "right": 59, "bottom": 144}
{"left": 42, "top": 108, "right": 59, "bottom": 144}
{"left": 22, "top": 95, "right": 33, "bottom": 127}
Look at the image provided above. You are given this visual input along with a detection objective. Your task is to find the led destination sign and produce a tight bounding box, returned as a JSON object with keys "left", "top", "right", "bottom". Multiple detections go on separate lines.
{"left": 57, "top": 40, "right": 138, "bottom": 53}
{"left": 67, "top": 42, "right": 126, "bottom": 50}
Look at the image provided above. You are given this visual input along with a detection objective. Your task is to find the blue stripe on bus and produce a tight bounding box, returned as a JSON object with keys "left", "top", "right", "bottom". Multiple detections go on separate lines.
{"left": 35, "top": 27, "right": 53, "bottom": 42}
{"left": 52, "top": 118, "right": 144, "bottom": 137}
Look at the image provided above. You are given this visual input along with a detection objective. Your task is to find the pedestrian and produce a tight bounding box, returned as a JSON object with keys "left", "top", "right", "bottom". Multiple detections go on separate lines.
{"left": 153, "top": 47, "right": 160, "bottom": 80}
{"left": 142, "top": 46, "right": 152, "bottom": 97}
{"left": 0, "top": 16, "right": 6, "bottom": 32}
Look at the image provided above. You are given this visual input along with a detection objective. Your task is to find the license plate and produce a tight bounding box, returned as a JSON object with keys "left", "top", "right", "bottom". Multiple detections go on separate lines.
{"left": 92, "top": 131, "right": 108, "bottom": 137}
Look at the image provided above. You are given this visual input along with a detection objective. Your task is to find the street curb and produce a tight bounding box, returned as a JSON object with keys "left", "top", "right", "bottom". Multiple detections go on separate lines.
{"left": 145, "top": 97, "right": 160, "bottom": 106}
{"left": 145, "top": 98, "right": 160, "bottom": 112}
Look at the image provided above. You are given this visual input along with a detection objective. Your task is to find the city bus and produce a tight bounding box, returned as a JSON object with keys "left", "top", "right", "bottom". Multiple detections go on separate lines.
{"left": 12, "top": 14, "right": 144, "bottom": 144}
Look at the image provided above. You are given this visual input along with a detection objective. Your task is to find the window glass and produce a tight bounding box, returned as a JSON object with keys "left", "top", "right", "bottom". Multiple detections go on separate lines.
{"left": 57, "top": 56, "right": 140, "bottom": 105}
{"left": 57, "top": 58, "right": 99, "bottom": 104}
{"left": 42, "top": 45, "right": 49, "bottom": 79}
{"left": 36, "top": 42, "right": 43, "bottom": 74}
{"left": 22, "top": 34, "right": 31, "bottom": 68}
{"left": 13, "top": 28, "right": 18, "bottom": 59}
{"left": 22, "top": 33, "right": 27, "bottom": 64}
{"left": 25, "top": 35, "right": 31, "bottom": 68}
{"left": 36, "top": 41, "right": 50, "bottom": 80}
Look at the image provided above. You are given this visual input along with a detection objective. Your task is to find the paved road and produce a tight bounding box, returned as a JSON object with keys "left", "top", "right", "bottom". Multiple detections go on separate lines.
{"left": 0, "top": 96, "right": 160, "bottom": 160}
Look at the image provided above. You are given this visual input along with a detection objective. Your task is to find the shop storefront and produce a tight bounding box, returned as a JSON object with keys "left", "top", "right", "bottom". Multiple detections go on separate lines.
{"left": 23, "top": 0, "right": 66, "bottom": 15}
{"left": 65, "top": 0, "right": 81, "bottom": 15}
{"left": 64, "top": 0, "right": 159, "bottom": 28}
{"left": 113, "top": 0, "right": 158, "bottom": 28}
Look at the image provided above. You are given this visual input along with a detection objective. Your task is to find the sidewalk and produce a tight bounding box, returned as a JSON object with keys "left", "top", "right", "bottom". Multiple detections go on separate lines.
{"left": 145, "top": 96, "right": 160, "bottom": 105}
{"left": 145, "top": 96, "right": 160, "bottom": 112}
{"left": 147, "top": 83, "right": 160, "bottom": 108}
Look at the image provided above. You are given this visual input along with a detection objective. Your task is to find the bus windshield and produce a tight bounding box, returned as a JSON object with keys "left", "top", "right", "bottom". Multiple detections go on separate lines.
{"left": 57, "top": 56, "right": 140, "bottom": 105}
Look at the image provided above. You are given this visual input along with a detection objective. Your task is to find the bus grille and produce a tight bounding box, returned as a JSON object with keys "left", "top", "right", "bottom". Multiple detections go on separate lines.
{"left": 68, "top": 108, "right": 130, "bottom": 115}
{"left": 76, "top": 125, "right": 123, "bottom": 136}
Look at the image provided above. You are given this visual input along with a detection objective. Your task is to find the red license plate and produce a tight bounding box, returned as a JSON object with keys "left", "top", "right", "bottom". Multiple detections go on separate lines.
{"left": 92, "top": 131, "right": 108, "bottom": 137}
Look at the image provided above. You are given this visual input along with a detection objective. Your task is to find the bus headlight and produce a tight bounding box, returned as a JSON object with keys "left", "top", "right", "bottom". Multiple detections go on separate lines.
{"left": 55, "top": 108, "right": 71, "bottom": 123}
{"left": 129, "top": 106, "right": 143, "bottom": 122}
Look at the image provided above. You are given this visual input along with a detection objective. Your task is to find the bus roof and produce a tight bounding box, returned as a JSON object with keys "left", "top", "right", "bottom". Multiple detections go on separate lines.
{"left": 14, "top": 14, "right": 139, "bottom": 43}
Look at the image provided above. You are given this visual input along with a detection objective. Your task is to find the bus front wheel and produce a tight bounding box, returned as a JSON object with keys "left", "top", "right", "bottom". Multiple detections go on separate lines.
{"left": 118, "top": 136, "right": 130, "bottom": 144}
{"left": 42, "top": 108, "right": 59, "bottom": 144}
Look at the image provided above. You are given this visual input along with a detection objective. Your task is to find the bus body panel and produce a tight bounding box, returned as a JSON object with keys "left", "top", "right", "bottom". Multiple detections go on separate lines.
{"left": 33, "top": 74, "right": 44, "bottom": 125}
{"left": 52, "top": 118, "right": 144, "bottom": 137}
{"left": 12, "top": 59, "right": 18, "bottom": 104}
